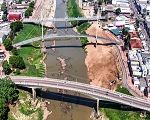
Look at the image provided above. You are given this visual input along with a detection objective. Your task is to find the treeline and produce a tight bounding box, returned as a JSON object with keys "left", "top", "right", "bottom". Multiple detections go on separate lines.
{"left": 0, "top": 78, "right": 18, "bottom": 119}
{"left": 3, "top": 21, "right": 26, "bottom": 75}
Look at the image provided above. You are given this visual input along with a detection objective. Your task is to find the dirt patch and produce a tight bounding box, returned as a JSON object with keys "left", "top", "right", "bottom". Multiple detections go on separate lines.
{"left": 85, "top": 23, "right": 120, "bottom": 90}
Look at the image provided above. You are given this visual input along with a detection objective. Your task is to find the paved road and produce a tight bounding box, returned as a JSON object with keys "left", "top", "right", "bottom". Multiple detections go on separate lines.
{"left": 6, "top": 75, "right": 150, "bottom": 112}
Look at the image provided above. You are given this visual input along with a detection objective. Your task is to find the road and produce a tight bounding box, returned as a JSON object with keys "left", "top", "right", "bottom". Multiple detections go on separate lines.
{"left": 6, "top": 75, "right": 150, "bottom": 112}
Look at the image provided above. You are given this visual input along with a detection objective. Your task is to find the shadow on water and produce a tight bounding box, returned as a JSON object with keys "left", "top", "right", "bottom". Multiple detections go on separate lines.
{"left": 17, "top": 86, "right": 143, "bottom": 112}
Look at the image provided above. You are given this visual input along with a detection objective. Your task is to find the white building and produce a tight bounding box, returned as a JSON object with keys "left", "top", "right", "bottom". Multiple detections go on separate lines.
{"left": 0, "top": 32, "right": 6, "bottom": 44}
{"left": 133, "top": 77, "right": 140, "bottom": 87}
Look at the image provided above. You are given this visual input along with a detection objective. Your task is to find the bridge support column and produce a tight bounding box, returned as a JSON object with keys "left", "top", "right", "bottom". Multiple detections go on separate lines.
{"left": 32, "top": 88, "right": 36, "bottom": 102}
{"left": 96, "top": 98, "right": 100, "bottom": 117}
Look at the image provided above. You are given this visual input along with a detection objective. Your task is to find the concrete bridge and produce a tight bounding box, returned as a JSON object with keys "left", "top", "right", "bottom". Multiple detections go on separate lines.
{"left": 23, "top": 16, "right": 103, "bottom": 24}
{"left": 6, "top": 75, "right": 150, "bottom": 112}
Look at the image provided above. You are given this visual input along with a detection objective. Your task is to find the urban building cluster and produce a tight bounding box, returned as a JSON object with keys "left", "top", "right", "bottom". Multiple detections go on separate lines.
{"left": 0, "top": 0, "right": 33, "bottom": 74}
{"left": 79, "top": 0, "right": 150, "bottom": 97}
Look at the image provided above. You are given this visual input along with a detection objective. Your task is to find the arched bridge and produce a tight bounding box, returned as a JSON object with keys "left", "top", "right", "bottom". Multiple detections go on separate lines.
{"left": 13, "top": 34, "right": 121, "bottom": 47}
{"left": 7, "top": 76, "right": 150, "bottom": 112}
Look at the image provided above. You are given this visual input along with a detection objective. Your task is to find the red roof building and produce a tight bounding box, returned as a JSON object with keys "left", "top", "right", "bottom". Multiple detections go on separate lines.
{"left": 130, "top": 38, "right": 143, "bottom": 50}
{"left": 8, "top": 12, "right": 22, "bottom": 21}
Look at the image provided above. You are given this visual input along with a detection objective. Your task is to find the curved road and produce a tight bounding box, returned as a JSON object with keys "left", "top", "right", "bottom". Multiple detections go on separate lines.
{"left": 7, "top": 76, "right": 150, "bottom": 112}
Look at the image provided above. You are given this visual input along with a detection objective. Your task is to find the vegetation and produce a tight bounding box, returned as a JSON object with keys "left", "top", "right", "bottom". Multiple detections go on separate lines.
{"left": 116, "top": 85, "right": 132, "bottom": 95}
{"left": 1, "top": 2, "right": 8, "bottom": 21}
{"left": 25, "top": 1, "right": 35, "bottom": 18}
{"left": 10, "top": 21, "right": 23, "bottom": 33}
{"left": 122, "top": 28, "right": 131, "bottom": 50}
{"left": 67, "top": 0, "right": 83, "bottom": 26}
{"left": 9, "top": 55, "right": 26, "bottom": 69}
{"left": 0, "top": 78, "right": 19, "bottom": 120}
{"left": 3, "top": 38, "right": 13, "bottom": 51}
{"left": 13, "top": 24, "right": 46, "bottom": 77}
{"left": 77, "top": 22, "right": 91, "bottom": 34}
{"left": 2, "top": 60, "right": 12, "bottom": 75}
{"left": 115, "top": 8, "right": 121, "bottom": 15}
{"left": 101, "top": 108, "right": 143, "bottom": 120}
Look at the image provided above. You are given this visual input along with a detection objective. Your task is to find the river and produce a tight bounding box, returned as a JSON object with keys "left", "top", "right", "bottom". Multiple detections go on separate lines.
{"left": 44, "top": 0, "right": 94, "bottom": 120}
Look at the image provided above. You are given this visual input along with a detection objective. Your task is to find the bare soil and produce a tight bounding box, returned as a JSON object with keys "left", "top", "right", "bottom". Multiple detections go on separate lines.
{"left": 85, "top": 23, "right": 120, "bottom": 90}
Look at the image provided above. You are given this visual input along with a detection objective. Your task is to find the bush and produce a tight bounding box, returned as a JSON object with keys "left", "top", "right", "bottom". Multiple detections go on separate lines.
{"left": 115, "top": 8, "right": 121, "bottom": 15}
{"left": 11, "top": 48, "right": 18, "bottom": 56}
{"left": 3, "top": 39, "right": 13, "bottom": 51}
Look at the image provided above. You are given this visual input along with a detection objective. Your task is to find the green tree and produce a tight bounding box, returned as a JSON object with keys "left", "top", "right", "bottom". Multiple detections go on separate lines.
{"left": 115, "top": 8, "right": 121, "bottom": 15}
{"left": 8, "top": 31, "right": 15, "bottom": 40}
{"left": 10, "top": 21, "right": 23, "bottom": 33}
{"left": 18, "top": 0, "right": 22, "bottom": 4}
{"left": 0, "top": 78, "right": 19, "bottom": 103}
{"left": 29, "top": 1, "right": 35, "bottom": 8}
{"left": 0, "top": 99, "right": 9, "bottom": 120}
{"left": 1, "top": 2, "right": 7, "bottom": 14}
{"left": 122, "top": 28, "right": 129, "bottom": 36}
{"left": 2, "top": 14, "right": 7, "bottom": 21}
{"left": 11, "top": 48, "right": 18, "bottom": 55}
{"left": 2, "top": 60, "right": 12, "bottom": 75}
{"left": 25, "top": 7, "right": 33, "bottom": 18}
{"left": 3, "top": 39, "right": 13, "bottom": 51}
{"left": 124, "top": 33, "right": 131, "bottom": 50}
{"left": 9, "top": 55, "right": 26, "bottom": 69}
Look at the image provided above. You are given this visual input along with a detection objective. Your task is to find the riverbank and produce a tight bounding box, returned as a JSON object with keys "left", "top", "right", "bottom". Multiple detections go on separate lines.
{"left": 8, "top": 24, "right": 49, "bottom": 120}
{"left": 31, "top": 0, "right": 56, "bottom": 27}
{"left": 85, "top": 23, "right": 120, "bottom": 90}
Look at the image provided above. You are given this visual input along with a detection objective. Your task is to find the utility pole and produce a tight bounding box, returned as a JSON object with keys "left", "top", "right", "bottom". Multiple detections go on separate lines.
{"left": 41, "top": 2, "right": 44, "bottom": 42}
{"left": 96, "top": 9, "right": 99, "bottom": 47}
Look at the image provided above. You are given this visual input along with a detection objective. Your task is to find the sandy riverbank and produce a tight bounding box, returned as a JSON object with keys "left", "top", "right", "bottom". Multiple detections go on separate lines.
{"left": 85, "top": 23, "right": 120, "bottom": 90}
{"left": 31, "top": 0, "right": 56, "bottom": 27}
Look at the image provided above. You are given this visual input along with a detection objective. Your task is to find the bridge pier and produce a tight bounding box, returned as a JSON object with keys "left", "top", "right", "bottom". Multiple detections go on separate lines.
{"left": 96, "top": 98, "right": 100, "bottom": 117}
{"left": 32, "top": 88, "right": 36, "bottom": 102}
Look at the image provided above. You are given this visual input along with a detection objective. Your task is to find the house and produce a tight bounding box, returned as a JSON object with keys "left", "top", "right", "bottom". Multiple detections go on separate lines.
{"left": 0, "top": 11, "right": 3, "bottom": 21}
{"left": 139, "top": 78, "right": 147, "bottom": 92}
{"left": 0, "top": 32, "right": 6, "bottom": 44}
{"left": 130, "top": 38, "right": 143, "bottom": 50}
{"left": 8, "top": 11, "right": 23, "bottom": 21}
{"left": 133, "top": 77, "right": 140, "bottom": 87}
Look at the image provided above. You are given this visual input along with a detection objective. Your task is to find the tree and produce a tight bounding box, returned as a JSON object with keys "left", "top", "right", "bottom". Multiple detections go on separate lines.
{"left": 9, "top": 55, "right": 26, "bottom": 69}
{"left": 0, "top": 78, "right": 19, "bottom": 120}
{"left": 3, "top": 39, "right": 13, "bottom": 51}
{"left": 29, "top": 1, "right": 35, "bottom": 8}
{"left": 0, "top": 99, "right": 9, "bottom": 120}
{"left": 8, "top": 31, "right": 15, "bottom": 40}
{"left": 10, "top": 21, "right": 23, "bottom": 33}
{"left": 2, "top": 60, "right": 12, "bottom": 75}
{"left": 11, "top": 48, "right": 18, "bottom": 55}
{"left": 0, "top": 78, "right": 19, "bottom": 103}
{"left": 124, "top": 33, "right": 131, "bottom": 50}
{"left": 122, "top": 28, "right": 129, "bottom": 36}
{"left": 115, "top": 8, "right": 121, "bottom": 15}
{"left": 25, "top": 7, "right": 33, "bottom": 18}
{"left": 1, "top": 2, "right": 7, "bottom": 14}
{"left": 2, "top": 14, "right": 7, "bottom": 21}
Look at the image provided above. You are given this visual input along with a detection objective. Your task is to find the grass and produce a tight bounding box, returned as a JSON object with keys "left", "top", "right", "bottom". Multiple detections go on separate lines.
{"left": 101, "top": 108, "right": 143, "bottom": 120}
{"left": 13, "top": 24, "right": 46, "bottom": 77}
{"left": 37, "top": 108, "right": 44, "bottom": 120}
{"left": 77, "top": 22, "right": 91, "bottom": 34}
{"left": 8, "top": 113, "right": 16, "bottom": 120}
{"left": 116, "top": 85, "right": 132, "bottom": 95}
{"left": 19, "top": 101, "right": 36, "bottom": 116}
{"left": 13, "top": 24, "right": 43, "bottom": 44}
{"left": 67, "top": 0, "right": 83, "bottom": 26}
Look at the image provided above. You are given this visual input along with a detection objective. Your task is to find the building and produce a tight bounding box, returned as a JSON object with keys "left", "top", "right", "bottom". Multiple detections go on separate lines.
{"left": 0, "top": 32, "right": 6, "bottom": 44}
{"left": 7, "top": 11, "right": 23, "bottom": 21}
{"left": 130, "top": 38, "right": 143, "bottom": 50}
{"left": 139, "top": 78, "right": 147, "bottom": 92}
{"left": 133, "top": 77, "right": 140, "bottom": 87}
{"left": 0, "top": 11, "right": 3, "bottom": 21}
